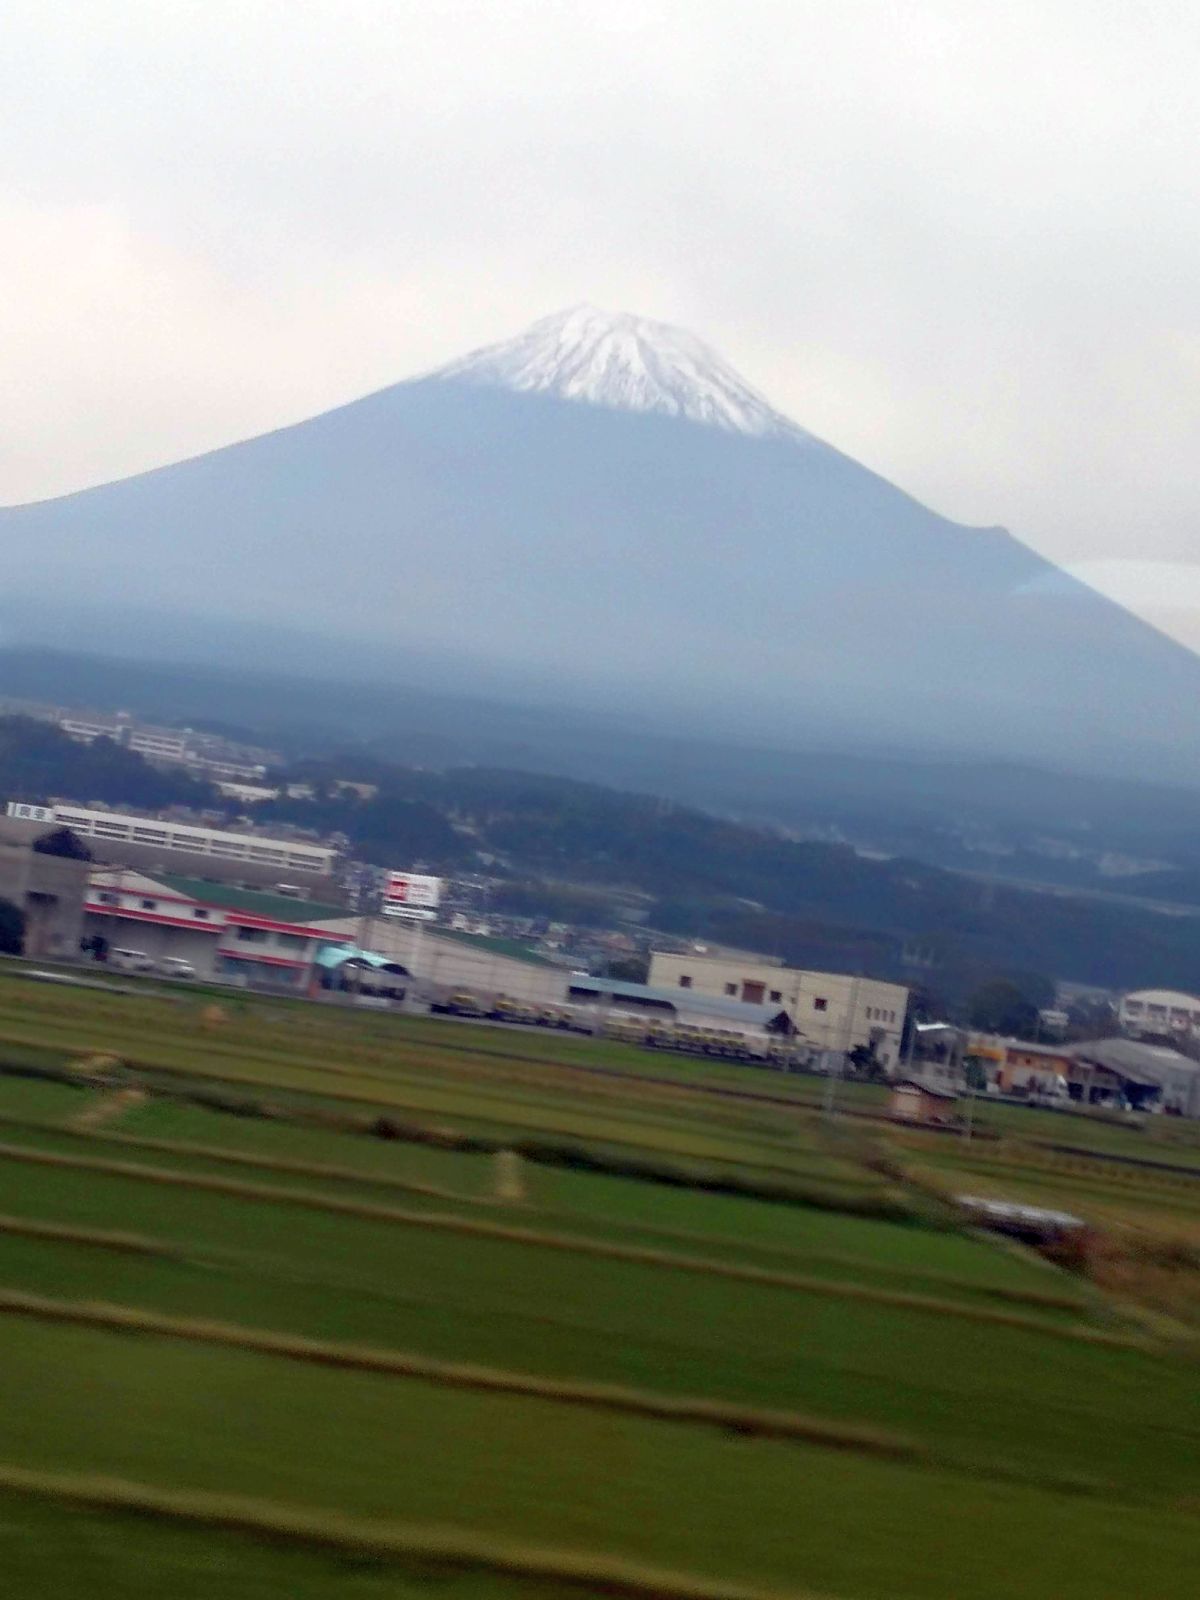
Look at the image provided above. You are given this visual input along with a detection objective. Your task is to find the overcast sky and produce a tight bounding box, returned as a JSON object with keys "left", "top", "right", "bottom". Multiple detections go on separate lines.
{"left": 3, "top": 2, "right": 1199, "bottom": 642}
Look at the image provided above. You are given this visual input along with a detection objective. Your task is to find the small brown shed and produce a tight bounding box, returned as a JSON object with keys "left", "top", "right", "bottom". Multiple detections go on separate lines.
{"left": 889, "top": 1077, "right": 959, "bottom": 1125}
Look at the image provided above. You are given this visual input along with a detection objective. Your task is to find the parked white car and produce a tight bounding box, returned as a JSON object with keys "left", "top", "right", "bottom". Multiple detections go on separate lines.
{"left": 158, "top": 956, "right": 197, "bottom": 980}
{"left": 108, "top": 948, "right": 155, "bottom": 973}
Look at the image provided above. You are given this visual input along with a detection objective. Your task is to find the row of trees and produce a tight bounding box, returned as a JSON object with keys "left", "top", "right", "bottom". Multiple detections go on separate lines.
{"left": 0, "top": 712, "right": 1185, "bottom": 1008}
{"left": 0, "top": 717, "right": 217, "bottom": 812}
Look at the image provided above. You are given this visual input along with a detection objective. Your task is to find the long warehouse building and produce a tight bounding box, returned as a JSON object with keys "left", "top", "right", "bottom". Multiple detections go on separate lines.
{"left": 647, "top": 949, "right": 909, "bottom": 1071}
{"left": 6, "top": 802, "right": 336, "bottom": 892}
{"left": 82, "top": 869, "right": 572, "bottom": 1004}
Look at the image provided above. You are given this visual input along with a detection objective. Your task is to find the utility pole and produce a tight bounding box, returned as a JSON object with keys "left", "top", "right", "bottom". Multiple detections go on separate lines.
{"left": 903, "top": 1002, "right": 917, "bottom": 1076}
{"left": 823, "top": 973, "right": 860, "bottom": 1120}
{"left": 962, "top": 1054, "right": 976, "bottom": 1142}
{"left": 409, "top": 913, "right": 425, "bottom": 997}
{"left": 351, "top": 866, "right": 381, "bottom": 1001}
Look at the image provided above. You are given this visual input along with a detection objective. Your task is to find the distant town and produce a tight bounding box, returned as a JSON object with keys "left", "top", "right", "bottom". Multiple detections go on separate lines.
{"left": 1, "top": 696, "right": 1198, "bottom": 1120}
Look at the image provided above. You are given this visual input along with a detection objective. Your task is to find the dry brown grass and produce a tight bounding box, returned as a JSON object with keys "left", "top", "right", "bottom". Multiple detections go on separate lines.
{"left": 1048, "top": 1228, "right": 1200, "bottom": 1337}
{"left": 70, "top": 1088, "right": 145, "bottom": 1134}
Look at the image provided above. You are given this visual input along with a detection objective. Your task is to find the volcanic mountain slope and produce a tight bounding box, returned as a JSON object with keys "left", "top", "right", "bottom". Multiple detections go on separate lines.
{"left": 3, "top": 305, "right": 1198, "bottom": 777}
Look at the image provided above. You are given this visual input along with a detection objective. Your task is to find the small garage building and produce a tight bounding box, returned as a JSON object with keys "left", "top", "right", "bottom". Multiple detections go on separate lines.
{"left": 889, "top": 1078, "right": 959, "bottom": 1125}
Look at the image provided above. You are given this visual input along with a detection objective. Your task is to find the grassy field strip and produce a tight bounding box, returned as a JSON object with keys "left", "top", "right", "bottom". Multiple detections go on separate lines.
{"left": 0, "top": 995, "right": 837, "bottom": 1143}
{"left": 0, "top": 1007, "right": 810, "bottom": 1151}
{"left": 0, "top": 1079, "right": 1112, "bottom": 1295}
{"left": 108, "top": 1093, "right": 888, "bottom": 1215}
{"left": 902, "top": 1137, "right": 1200, "bottom": 1197}
{"left": 0, "top": 1112, "right": 1093, "bottom": 1315}
{"left": 0, "top": 1111, "right": 497, "bottom": 1208}
{"left": 335, "top": 1038, "right": 830, "bottom": 1125}
{"left": 379, "top": 1037, "right": 830, "bottom": 1113}
{"left": 0, "top": 1139, "right": 1127, "bottom": 1341}
{"left": 0, "top": 1210, "right": 181, "bottom": 1258}
{"left": 0, "top": 1027, "right": 816, "bottom": 1170}
{"left": 0, "top": 1465, "right": 834, "bottom": 1600}
{"left": 31, "top": 1020, "right": 822, "bottom": 1129}
{"left": 0, "top": 1488, "right": 574, "bottom": 1600}
{"left": 387, "top": 1027, "right": 864, "bottom": 1112}
{"left": 0, "top": 1101, "right": 868, "bottom": 1203}
{"left": 361, "top": 1013, "right": 848, "bottom": 1101}
{"left": 0, "top": 996, "right": 824, "bottom": 1123}
{"left": 905, "top": 1155, "right": 1200, "bottom": 1236}
{"left": 910, "top": 1149, "right": 1200, "bottom": 1221}
{"left": 116, "top": 1076, "right": 852, "bottom": 1181}
{"left": 0, "top": 1313, "right": 1193, "bottom": 1598}
{"left": 0, "top": 1104, "right": 858, "bottom": 1216}
{"left": 0, "top": 1000, "right": 855, "bottom": 1167}
{"left": 293, "top": 1035, "right": 804, "bottom": 1118}
{"left": 979, "top": 1154, "right": 1200, "bottom": 1205}
{"left": 0, "top": 1286, "right": 920, "bottom": 1460}
{"left": 0, "top": 1062, "right": 870, "bottom": 1190}
{"left": 0, "top": 1163, "right": 1092, "bottom": 1318}
{"left": 0, "top": 978, "right": 830, "bottom": 1105}
{"left": 6, "top": 1200, "right": 1165, "bottom": 1496}
{"left": 1040, "top": 1140, "right": 1200, "bottom": 1180}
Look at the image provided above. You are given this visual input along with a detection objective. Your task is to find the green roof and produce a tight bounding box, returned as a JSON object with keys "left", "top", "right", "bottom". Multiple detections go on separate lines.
{"left": 154, "top": 874, "right": 349, "bottom": 924}
{"left": 431, "top": 926, "right": 562, "bottom": 969}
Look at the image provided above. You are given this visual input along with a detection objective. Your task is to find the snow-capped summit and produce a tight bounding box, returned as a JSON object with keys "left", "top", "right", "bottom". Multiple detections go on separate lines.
{"left": 430, "top": 305, "right": 809, "bottom": 440}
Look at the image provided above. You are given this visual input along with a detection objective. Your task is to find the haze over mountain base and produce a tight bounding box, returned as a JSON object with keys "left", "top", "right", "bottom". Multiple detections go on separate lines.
{"left": 4, "top": 307, "right": 1198, "bottom": 781}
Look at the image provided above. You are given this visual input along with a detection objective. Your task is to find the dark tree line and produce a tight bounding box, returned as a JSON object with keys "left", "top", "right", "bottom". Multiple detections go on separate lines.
{"left": 4, "top": 710, "right": 1198, "bottom": 999}
{"left": 0, "top": 717, "right": 216, "bottom": 812}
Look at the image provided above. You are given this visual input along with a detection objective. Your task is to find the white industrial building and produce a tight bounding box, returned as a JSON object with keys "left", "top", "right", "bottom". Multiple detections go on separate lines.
{"left": 8, "top": 802, "right": 336, "bottom": 893}
{"left": 1117, "top": 988, "right": 1200, "bottom": 1043}
{"left": 0, "top": 700, "right": 276, "bottom": 781}
{"left": 1069, "top": 1038, "right": 1200, "bottom": 1118}
{"left": 567, "top": 976, "right": 795, "bottom": 1037}
{"left": 648, "top": 949, "right": 909, "bottom": 1071}
{"left": 81, "top": 868, "right": 572, "bottom": 1005}
{"left": 84, "top": 870, "right": 345, "bottom": 988}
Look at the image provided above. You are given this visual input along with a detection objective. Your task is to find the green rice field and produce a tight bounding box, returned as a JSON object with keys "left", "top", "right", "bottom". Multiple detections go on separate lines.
{"left": 0, "top": 965, "right": 1196, "bottom": 1598}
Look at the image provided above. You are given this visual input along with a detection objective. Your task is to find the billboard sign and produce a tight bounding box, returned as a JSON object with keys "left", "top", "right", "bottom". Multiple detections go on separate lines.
{"left": 6, "top": 802, "right": 55, "bottom": 823}
{"left": 382, "top": 871, "right": 442, "bottom": 914}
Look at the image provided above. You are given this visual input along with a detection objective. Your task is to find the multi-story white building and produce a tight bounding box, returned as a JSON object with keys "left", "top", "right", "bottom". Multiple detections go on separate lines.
{"left": 647, "top": 949, "right": 909, "bottom": 1070}
{"left": 81, "top": 868, "right": 571, "bottom": 1005}
{"left": 84, "top": 870, "right": 343, "bottom": 989}
{"left": 1, "top": 700, "right": 276, "bottom": 780}
{"left": 6, "top": 802, "right": 336, "bottom": 891}
{"left": 1118, "top": 988, "right": 1200, "bottom": 1042}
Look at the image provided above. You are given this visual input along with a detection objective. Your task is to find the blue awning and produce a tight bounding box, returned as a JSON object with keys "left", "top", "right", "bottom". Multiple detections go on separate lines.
{"left": 316, "top": 943, "right": 408, "bottom": 974}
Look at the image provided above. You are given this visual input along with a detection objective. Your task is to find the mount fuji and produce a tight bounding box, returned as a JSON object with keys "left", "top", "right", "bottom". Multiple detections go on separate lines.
{"left": 2, "top": 305, "right": 1199, "bottom": 778}
{"left": 435, "top": 305, "right": 811, "bottom": 440}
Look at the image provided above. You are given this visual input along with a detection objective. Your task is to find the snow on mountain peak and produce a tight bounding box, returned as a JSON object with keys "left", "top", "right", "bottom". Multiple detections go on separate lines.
{"left": 429, "top": 305, "right": 809, "bottom": 439}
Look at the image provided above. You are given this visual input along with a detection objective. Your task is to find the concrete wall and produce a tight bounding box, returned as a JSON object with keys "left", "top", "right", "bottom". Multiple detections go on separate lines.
{"left": 82, "top": 912, "right": 222, "bottom": 974}
{"left": 74, "top": 837, "right": 337, "bottom": 896}
{"left": 312, "top": 918, "right": 571, "bottom": 1007}
{"left": 648, "top": 951, "right": 908, "bottom": 1070}
{"left": 0, "top": 830, "right": 90, "bottom": 960}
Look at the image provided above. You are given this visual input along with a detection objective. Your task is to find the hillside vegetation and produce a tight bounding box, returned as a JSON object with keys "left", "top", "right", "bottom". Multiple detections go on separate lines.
{"left": 5, "top": 713, "right": 1200, "bottom": 993}
{"left": 265, "top": 758, "right": 1200, "bottom": 993}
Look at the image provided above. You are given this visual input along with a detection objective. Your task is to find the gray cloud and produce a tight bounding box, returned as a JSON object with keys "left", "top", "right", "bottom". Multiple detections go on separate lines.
{"left": 2, "top": 1, "right": 1198, "bottom": 640}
